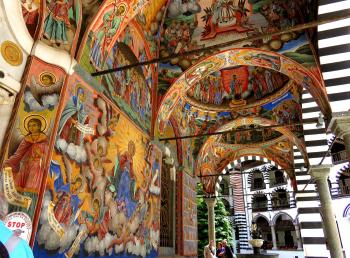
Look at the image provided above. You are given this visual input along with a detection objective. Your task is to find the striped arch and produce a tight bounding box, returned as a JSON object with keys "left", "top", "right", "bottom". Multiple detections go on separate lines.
{"left": 343, "top": 204, "right": 350, "bottom": 218}
{"left": 252, "top": 213, "right": 271, "bottom": 225}
{"left": 271, "top": 211, "right": 295, "bottom": 226}
{"left": 335, "top": 163, "right": 350, "bottom": 183}
{"left": 215, "top": 155, "right": 283, "bottom": 195}
{"left": 157, "top": 48, "right": 332, "bottom": 134}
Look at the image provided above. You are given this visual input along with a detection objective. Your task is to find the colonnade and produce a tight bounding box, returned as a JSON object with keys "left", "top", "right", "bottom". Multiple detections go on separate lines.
{"left": 202, "top": 112, "right": 350, "bottom": 257}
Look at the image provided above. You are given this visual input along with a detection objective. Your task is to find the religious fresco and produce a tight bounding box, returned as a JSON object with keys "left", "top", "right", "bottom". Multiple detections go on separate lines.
{"left": 158, "top": 0, "right": 323, "bottom": 118}
{"left": 135, "top": 0, "right": 167, "bottom": 58}
{"left": 186, "top": 66, "right": 289, "bottom": 109}
{"left": 101, "top": 22, "right": 153, "bottom": 133}
{"left": 0, "top": 57, "right": 65, "bottom": 239}
{"left": 220, "top": 125, "right": 283, "bottom": 145}
{"left": 172, "top": 103, "right": 195, "bottom": 174}
{"left": 157, "top": 0, "right": 315, "bottom": 96}
{"left": 77, "top": 0, "right": 149, "bottom": 72}
{"left": 156, "top": 48, "right": 331, "bottom": 135}
{"left": 20, "top": 0, "right": 41, "bottom": 38}
{"left": 196, "top": 134, "right": 295, "bottom": 193}
{"left": 39, "top": 0, "right": 82, "bottom": 55}
{"left": 264, "top": 139, "right": 294, "bottom": 169}
{"left": 182, "top": 172, "right": 198, "bottom": 256}
{"left": 33, "top": 74, "right": 161, "bottom": 257}
{"left": 260, "top": 91, "right": 303, "bottom": 137}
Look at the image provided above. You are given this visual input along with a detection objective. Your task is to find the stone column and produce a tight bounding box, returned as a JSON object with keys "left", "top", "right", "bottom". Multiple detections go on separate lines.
{"left": 266, "top": 193, "right": 272, "bottom": 211}
{"left": 309, "top": 165, "right": 343, "bottom": 258}
{"left": 328, "top": 111, "right": 350, "bottom": 158}
{"left": 205, "top": 197, "right": 217, "bottom": 243}
{"left": 270, "top": 223, "right": 278, "bottom": 250}
{"left": 294, "top": 223, "right": 303, "bottom": 250}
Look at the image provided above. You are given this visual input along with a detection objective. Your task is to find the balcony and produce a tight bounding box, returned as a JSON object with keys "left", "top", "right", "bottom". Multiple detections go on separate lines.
{"left": 271, "top": 199, "right": 296, "bottom": 210}
{"left": 252, "top": 202, "right": 268, "bottom": 212}
{"left": 331, "top": 150, "right": 348, "bottom": 164}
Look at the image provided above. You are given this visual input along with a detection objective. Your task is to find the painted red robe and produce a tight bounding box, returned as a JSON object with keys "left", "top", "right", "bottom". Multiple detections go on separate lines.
{"left": 4, "top": 133, "right": 48, "bottom": 193}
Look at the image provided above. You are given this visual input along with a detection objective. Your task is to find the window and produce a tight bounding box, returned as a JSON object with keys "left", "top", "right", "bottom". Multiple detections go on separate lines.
{"left": 272, "top": 189, "right": 289, "bottom": 209}
{"left": 252, "top": 194, "right": 268, "bottom": 212}
{"left": 274, "top": 171, "right": 285, "bottom": 185}
{"left": 251, "top": 171, "right": 266, "bottom": 190}
{"left": 339, "top": 173, "right": 350, "bottom": 195}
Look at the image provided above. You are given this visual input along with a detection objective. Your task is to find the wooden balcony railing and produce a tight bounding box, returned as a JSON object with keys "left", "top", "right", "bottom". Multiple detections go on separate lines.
{"left": 331, "top": 150, "right": 348, "bottom": 164}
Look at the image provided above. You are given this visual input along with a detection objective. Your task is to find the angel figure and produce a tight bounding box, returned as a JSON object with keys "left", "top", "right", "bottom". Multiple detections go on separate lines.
{"left": 28, "top": 72, "right": 63, "bottom": 107}
{"left": 4, "top": 115, "right": 48, "bottom": 215}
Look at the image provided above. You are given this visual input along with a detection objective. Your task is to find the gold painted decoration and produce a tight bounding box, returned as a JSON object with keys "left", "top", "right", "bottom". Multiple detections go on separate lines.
{"left": 48, "top": 202, "right": 65, "bottom": 238}
{"left": 3, "top": 167, "right": 32, "bottom": 210}
{"left": 39, "top": 72, "right": 56, "bottom": 86}
{"left": 1, "top": 40, "right": 23, "bottom": 66}
{"left": 22, "top": 114, "right": 48, "bottom": 135}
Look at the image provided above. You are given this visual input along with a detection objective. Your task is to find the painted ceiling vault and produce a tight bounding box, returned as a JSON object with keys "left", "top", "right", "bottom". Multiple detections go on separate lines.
{"left": 18, "top": 0, "right": 324, "bottom": 194}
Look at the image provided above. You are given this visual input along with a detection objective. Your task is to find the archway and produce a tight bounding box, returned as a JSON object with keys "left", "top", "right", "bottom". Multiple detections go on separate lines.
{"left": 157, "top": 48, "right": 332, "bottom": 134}
{"left": 253, "top": 215, "right": 272, "bottom": 250}
{"left": 272, "top": 213, "right": 297, "bottom": 250}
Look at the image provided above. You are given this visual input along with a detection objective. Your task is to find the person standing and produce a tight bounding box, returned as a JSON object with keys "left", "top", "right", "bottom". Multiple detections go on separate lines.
{"left": 216, "top": 242, "right": 225, "bottom": 257}
{"left": 204, "top": 240, "right": 216, "bottom": 258}
{"left": 223, "top": 240, "right": 236, "bottom": 258}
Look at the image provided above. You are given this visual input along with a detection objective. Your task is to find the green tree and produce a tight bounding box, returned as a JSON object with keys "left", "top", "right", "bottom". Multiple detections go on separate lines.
{"left": 197, "top": 184, "right": 234, "bottom": 257}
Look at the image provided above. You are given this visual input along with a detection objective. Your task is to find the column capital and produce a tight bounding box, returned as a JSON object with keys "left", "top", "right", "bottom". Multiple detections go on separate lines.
{"left": 204, "top": 197, "right": 217, "bottom": 207}
{"left": 328, "top": 111, "right": 350, "bottom": 137}
{"left": 309, "top": 164, "right": 332, "bottom": 180}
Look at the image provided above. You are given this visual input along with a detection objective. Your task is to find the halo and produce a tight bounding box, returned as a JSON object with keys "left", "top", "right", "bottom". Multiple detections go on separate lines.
{"left": 23, "top": 114, "right": 47, "bottom": 134}
{"left": 39, "top": 72, "right": 56, "bottom": 86}
{"left": 117, "top": 3, "right": 127, "bottom": 16}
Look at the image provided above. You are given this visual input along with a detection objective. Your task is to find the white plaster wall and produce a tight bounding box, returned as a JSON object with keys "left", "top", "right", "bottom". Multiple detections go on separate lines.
{"left": 0, "top": 0, "right": 32, "bottom": 82}
{"left": 0, "top": 86, "right": 16, "bottom": 146}
{"left": 332, "top": 198, "right": 350, "bottom": 258}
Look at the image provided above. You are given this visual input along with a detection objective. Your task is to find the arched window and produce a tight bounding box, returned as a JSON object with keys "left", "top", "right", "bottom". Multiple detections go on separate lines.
{"left": 339, "top": 173, "right": 350, "bottom": 195}
{"left": 330, "top": 139, "right": 347, "bottom": 164}
{"left": 252, "top": 193, "right": 268, "bottom": 212}
{"left": 274, "top": 214, "right": 296, "bottom": 249}
{"left": 251, "top": 170, "right": 266, "bottom": 190}
{"left": 272, "top": 189, "right": 289, "bottom": 209}
{"left": 255, "top": 216, "right": 272, "bottom": 249}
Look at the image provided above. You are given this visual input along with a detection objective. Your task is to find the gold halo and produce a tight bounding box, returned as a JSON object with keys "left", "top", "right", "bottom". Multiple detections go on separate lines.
{"left": 1, "top": 40, "right": 23, "bottom": 66}
{"left": 117, "top": 3, "right": 127, "bottom": 16}
{"left": 39, "top": 72, "right": 56, "bottom": 86}
{"left": 23, "top": 114, "right": 47, "bottom": 134}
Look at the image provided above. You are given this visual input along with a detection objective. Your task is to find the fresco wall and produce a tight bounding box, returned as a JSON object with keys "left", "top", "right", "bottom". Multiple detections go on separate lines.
{"left": 158, "top": 0, "right": 321, "bottom": 100}
{"left": 33, "top": 74, "right": 161, "bottom": 258}
{"left": 77, "top": 0, "right": 150, "bottom": 72}
{"left": 0, "top": 57, "right": 66, "bottom": 242}
{"left": 20, "top": 0, "right": 41, "bottom": 38}
{"left": 39, "top": 0, "right": 83, "bottom": 55}
{"left": 182, "top": 172, "right": 197, "bottom": 256}
{"left": 102, "top": 22, "right": 153, "bottom": 133}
